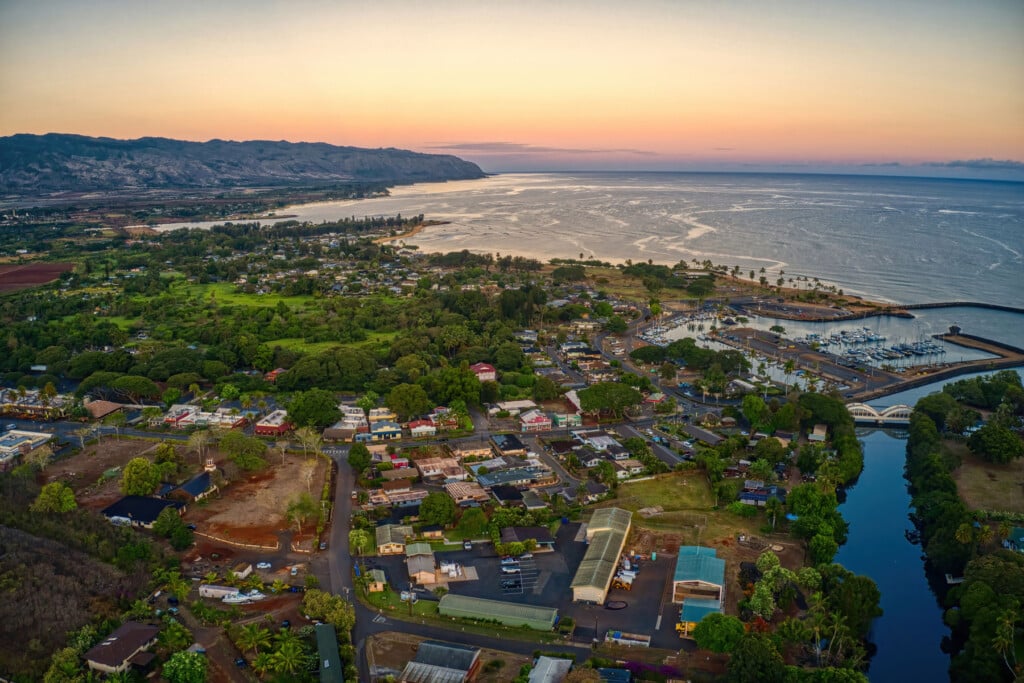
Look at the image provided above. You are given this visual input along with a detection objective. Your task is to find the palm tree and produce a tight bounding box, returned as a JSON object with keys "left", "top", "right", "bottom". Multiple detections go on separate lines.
{"left": 954, "top": 522, "right": 975, "bottom": 547}
{"left": 976, "top": 524, "right": 993, "bottom": 549}
{"left": 993, "top": 608, "right": 1019, "bottom": 678}
{"left": 237, "top": 623, "right": 272, "bottom": 656}
{"left": 252, "top": 652, "right": 273, "bottom": 676}
{"left": 765, "top": 497, "right": 784, "bottom": 531}
{"left": 269, "top": 638, "right": 306, "bottom": 675}
{"left": 783, "top": 359, "right": 796, "bottom": 392}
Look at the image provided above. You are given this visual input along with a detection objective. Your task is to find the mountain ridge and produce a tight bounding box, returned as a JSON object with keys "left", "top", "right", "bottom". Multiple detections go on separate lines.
{"left": 0, "top": 133, "right": 486, "bottom": 196}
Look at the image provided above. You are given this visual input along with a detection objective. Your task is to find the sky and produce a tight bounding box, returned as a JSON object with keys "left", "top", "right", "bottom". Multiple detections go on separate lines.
{"left": 1, "top": 0, "right": 1023, "bottom": 175}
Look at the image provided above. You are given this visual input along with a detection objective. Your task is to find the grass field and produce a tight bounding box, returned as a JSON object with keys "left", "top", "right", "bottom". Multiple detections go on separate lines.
{"left": 176, "top": 282, "right": 316, "bottom": 309}
{"left": 948, "top": 440, "right": 1024, "bottom": 514}
{"left": 613, "top": 472, "right": 764, "bottom": 542}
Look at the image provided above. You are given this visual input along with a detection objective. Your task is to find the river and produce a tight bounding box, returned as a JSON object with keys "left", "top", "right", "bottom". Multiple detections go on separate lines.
{"left": 836, "top": 368, "right": 1024, "bottom": 682}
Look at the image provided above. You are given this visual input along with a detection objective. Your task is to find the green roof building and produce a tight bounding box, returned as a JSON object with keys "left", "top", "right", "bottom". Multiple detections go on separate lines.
{"left": 438, "top": 594, "right": 558, "bottom": 631}
{"left": 672, "top": 546, "right": 725, "bottom": 603}
{"left": 571, "top": 507, "right": 632, "bottom": 603}
{"left": 314, "top": 624, "right": 344, "bottom": 683}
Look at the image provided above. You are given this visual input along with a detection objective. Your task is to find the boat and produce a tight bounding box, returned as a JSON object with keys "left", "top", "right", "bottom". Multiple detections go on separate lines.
{"left": 222, "top": 590, "right": 266, "bottom": 604}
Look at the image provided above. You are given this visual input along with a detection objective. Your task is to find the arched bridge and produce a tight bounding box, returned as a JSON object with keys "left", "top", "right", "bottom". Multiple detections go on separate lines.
{"left": 847, "top": 403, "right": 912, "bottom": 425}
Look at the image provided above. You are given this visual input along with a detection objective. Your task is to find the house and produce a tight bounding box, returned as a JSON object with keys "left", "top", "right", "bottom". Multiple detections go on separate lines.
{"left": 679, "top": 424, "right": 723, "bottom": 447}
{"left": 415, "top": 457, "right": 460, "bottom": 479}
{"left": 476, "top": 466, "right": 554, "bottom": 489}
{"left": 491, "top": 433, "right": 528, "bottom": 457}
{"left": 809, "top": 424, "right": 829, "bottom": 443}
{"left": 500, "top": 526, "right": 556, "bottom": 550}
{"left": 83, "top": 399, "right": 125, "bottom": 420}
{"left": 254, "top": 410, "right": 292, "bottom": 436}
{"left": 264, "top": 368, "right": 286, "bottom": 383}
{"left": 382, "top": 479, "right": 412, "bottom": 495}
{"left": 405, "top": 542, "right": 433, "bottom": 557}
{"left": 552, "top": 413, "right": 582, "bottom": 428}
{"left": 490, "top": 399, "right": 537, "bottom": 417}
{"left": 166, "top": 471, "right": 217, "bottom": 503}
{"left": 582, "top": 480, "right": 609, "bottom": 503}
{"left": 491, "top": 484, "right": 524, "bottom": 507}
{"left": 371, "top": 421, "right": 403, "bottom": 441}
{"left": 470, "top": 362, "right": 497, "bottom": 382}
{"left": 407, "top": 419, "right": 437, "bottom": 438}
{"left": 367, "top": 569, "right": 387, "bottom": 592}
{"left": 429, "top": 407, "right": 459, "bottom": 431}
{"left": 376, "top": 524, "right": 414, "bottom": 555}
{"left": 399, "top": 640, "right": 481, "bottom": 683}
{"left": 84, "top": 621, "right": 160, "bottom": 675}
{"left": 529, "top": 656, "right": 574, "bottom": 683}
{"left": 420, "top": 525, "right": 444, "bottom": 540}
{"left": 101, "top": 497, "right": 185, "bottom": 529}
{"left": 368, "top": 408, "right": 398, "bottom": 423}
{"left": 445, "top": 481, "right": 491, "bottom": 506}
{"left": 449, "top": 441, "right": 494, "bottom": 461}
{"left": 521, "top": 490, "right": 549, "bottom": 511}
{"left": 738, "top": 484, "right": 786, "bottom": 507}
{"left": 407, "top": 554, "right": 437, "bottom": 585}
{"left": 381, "top": 467, "right": 420, "bottom": 482}
{"left": 572, "top": 429, "right": 622, "bottom": 452}
{"left": 520, "top": 409, "right": 552, "bottom": 433}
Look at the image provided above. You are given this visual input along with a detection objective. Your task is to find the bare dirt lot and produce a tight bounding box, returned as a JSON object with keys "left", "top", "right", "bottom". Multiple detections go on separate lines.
{"left": 46, "top": 436, "right": 162, "bottom": 508}
{"left": 0, "top": 262, "right": 74, "bottom": 292}
{"left": 46, "top": 437, "right": 330, "bottom": 547}
{"left": 367, "top": 632, "right": 531, "bottom": 683}
{"left": 189, "top": 453, "right": 329, "bottom": 548}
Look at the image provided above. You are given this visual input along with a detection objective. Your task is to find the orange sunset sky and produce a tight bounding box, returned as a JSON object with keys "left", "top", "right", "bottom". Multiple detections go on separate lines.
{"left": 1, "top": 0, "right": 1022, "bottom": 173}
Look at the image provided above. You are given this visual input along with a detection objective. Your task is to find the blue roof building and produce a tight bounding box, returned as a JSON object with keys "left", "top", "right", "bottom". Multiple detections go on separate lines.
{"left": 673, "top": 546, "right": 726, "bottom": 637}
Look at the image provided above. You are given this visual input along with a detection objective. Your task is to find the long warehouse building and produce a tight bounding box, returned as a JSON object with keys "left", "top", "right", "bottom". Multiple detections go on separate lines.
{"left": 438, "top": 594, "right": 559, "bottom": 631}
{"left": 570, "top": 507, "right": 632, "bottom": 604}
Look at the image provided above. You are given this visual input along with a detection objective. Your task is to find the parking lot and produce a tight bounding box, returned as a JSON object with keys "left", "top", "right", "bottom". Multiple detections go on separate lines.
{"left": 362, "top": 522, "right": 683, "bottom": 647}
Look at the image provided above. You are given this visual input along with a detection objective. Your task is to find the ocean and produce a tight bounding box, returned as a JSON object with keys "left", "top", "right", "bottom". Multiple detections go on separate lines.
{"left": 159, "top": 172, "right": 1024, "bottom": 307}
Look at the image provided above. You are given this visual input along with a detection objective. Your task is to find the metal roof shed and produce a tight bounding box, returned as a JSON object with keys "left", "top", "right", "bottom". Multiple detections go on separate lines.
{"left": 438, "top": 594, "right": 558, "bottom": 631}
{"left": 314, "top": 624, "right": 344, "bottom": 683}
{"left": 672, "top": 546, "right": 725, "bottom": 603}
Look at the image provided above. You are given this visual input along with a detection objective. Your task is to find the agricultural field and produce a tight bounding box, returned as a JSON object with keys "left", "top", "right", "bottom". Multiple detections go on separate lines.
{"left": 0, "top": 262, "right": 75, "bottom": 292}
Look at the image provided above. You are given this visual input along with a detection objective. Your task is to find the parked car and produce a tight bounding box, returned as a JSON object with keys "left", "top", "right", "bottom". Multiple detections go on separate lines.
{"left": 4, "top": 424, "right": 16, "bottom": 432}
{"left": 463, "top": 540, "right": 473, "bottom": 550}
{"left": 501, "top": 566, "right": 521, "bottom": 574}
{"left": 256, "top": 562, "right": 272, "bottom": 570}
{"left": 500, "top": 557, "right": 518, "bottom": 566}
{"left": 319, "top": 541, "right": 328, "bottom": 550}
{"left": 290, "top": 566, "right": 298, "bottom": 576}
{"left": 234, "top": 658, "right": 247, "bottom": 669}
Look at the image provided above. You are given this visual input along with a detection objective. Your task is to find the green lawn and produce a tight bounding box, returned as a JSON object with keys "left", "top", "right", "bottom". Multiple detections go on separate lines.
{"left": 611, "top": 472, "right": 765, "bottom": 540}
{"left": 263, "top": 338, "right": 346, "bottom": 354}
{"left": 175, "top": 281, "right": 316, "bottom": 308}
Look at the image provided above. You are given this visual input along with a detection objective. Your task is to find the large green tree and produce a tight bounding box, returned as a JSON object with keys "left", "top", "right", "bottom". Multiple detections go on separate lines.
{"left": 419, "top": 491, "right": 456, "bottom": 527}
{"left": 692, "top": 613, "right": 745, "bottom": 653}
{"left": 386, "top": 383, "right": 433, "bottom": 421}
{"left": 162, "top": 651, "right": 208, "bottom": 683}
{"left": 578, "top": 382, "right": 643, "bottom": 418}
{"left": 120, "top": 457, "right": 161, "bottom": 496}
{"left": 31, "top": 482, "right": 77, "bottom": 513}
{"left": 287, "top": 388, "right": 341, "bottom": 428}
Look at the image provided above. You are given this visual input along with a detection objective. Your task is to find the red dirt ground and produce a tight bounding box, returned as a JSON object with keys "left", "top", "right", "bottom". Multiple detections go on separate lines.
{"left": 0, "top": 262, "right": 74, "bottom": 292}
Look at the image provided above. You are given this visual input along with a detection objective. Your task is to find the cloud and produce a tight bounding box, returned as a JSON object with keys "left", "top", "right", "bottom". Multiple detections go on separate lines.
{"left": 427, "top": 141, "right": 657, "bottom": 156}
{"left": 712, "top": 147, "right": 735, "bottom": 152}
{"left": 923, "top": 158, "right": 1024, "bottom": 171}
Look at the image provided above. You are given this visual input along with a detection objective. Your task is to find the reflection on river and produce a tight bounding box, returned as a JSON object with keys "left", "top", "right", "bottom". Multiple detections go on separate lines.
{"left": 836, "top": 368, "right": 1024, "bottom": 682}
